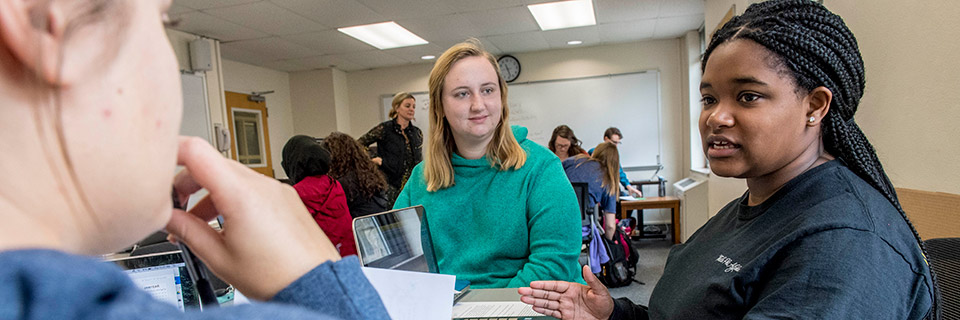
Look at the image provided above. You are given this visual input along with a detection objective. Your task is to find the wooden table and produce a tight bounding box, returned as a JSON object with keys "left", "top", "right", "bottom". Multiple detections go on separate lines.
{"left": 618, "top": 196, "right": 681, "bottom": 244}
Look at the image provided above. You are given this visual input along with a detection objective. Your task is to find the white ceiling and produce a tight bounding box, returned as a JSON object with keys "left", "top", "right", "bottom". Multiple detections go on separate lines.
{"left": 169, "top": 0, "right": 704, "bottom": 72}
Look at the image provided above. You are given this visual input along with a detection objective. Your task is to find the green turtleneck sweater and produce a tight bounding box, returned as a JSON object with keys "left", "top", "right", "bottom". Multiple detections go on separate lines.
{"left": 394, "top": 126, "right": 584, "bottom": 288}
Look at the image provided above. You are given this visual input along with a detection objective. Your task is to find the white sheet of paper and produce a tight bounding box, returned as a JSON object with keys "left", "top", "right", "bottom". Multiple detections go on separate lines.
{"left": 362, "top": 267, "right": 455, "bottom": 320}
{"left": 451, "top": 301, "right": 542, "bottom": 318}
{"left": 619, "top": 195, "right": 638, "bottom": 201}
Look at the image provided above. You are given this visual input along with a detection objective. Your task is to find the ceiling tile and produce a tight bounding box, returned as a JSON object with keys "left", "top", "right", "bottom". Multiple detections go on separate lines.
{"left": 220, "top": 48, "right": 273, "bottom": 65}
{"left": 477, "top": 37, "right": 504, "bottom": 55}
{"left": 356, "top": 0, "right": 458, "bottom": 19}
{"left": 269, "top": 0, "right": 386, "bottom": 28}
{"left": 259, "top": 60, "right": 312, "bottom": 72}
{"left": 203, "top": 2, "right": 330, "bottom": 36}
{"left": 653, "top": 14, "right": 703, "bottom": 39}
{"left": 598, "top": 19, "right": 657, "bottom": 43}
{"left": 221, "top": 37, "right": 317, "bottom": 61}
{"left": 430, "top": 38, "right": 503, "bottom": 56}
{"left": 383, "top": 43, "right": 447, "bottom": 63}
{"left": 283, "top": 30, "right": 376, "bottom": 54}
{"left": 171, "top": 11, "right": 267, "bottom": 41}
{"left": 333, "top": 50, "right": 410, "bottom": 70}
{"left": 168, "top": 4, "right": 196, "bottom": 17}
{"left": 486, "top": 31, "right": 549, "bottom": 54}
{"left": 659, "top": 0, "right": 704, "bottom": 18}
{"left": 462, "top": 6, "right": 539, "bottom": 36}
{"left": 174, "top": 0, "right": 260, "bottom": 10}
{"left": 540, "top": 26, "right": 601, "bottom": 49}
{"left": 440, "top": 0, "right": 528, "bottom": 13}
{"left": 173, "top": 0, "right": 706, "bottom": 73}
{"left": 595, "top": 0, "right": 660, "bottom": 24}
{"left": 284, "top": 55, "right": 368, "bottom": 72}
{"left": 397, "top": 14, "right": 481, "bottom": 43}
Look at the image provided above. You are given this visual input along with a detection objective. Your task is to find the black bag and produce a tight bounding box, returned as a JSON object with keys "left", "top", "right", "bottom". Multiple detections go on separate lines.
{"left": 598, "top": 227, "right": 640, "bottom": 288}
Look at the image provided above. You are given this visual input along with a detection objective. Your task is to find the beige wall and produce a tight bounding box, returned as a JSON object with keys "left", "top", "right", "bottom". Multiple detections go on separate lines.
{"left": 346, "top": 64, "right": 434, "bottom": 137}
{"left": 700, "top": 0, "right": 960, "bottom": 216}
{"left": 826, "top": 0, "right": 960, "bottom": 194}
{"left": 290, "top": 69, "right": 339, "bottom": 138}
{"left": 221, "top": 60, "right": 295, "bottom": 179}
{"left": 332, "top": 68, "right": 352, "bottom": 134}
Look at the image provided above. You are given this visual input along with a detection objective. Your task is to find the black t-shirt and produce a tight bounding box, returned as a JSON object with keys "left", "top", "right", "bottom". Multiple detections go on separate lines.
{"left": 613, "top": 160, "right": 934, "bottom": 319}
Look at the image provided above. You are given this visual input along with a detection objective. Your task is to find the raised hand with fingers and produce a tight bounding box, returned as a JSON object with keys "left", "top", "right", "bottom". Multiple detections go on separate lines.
{"left": 165, "top": 137, "right": 342, "bottom": 301}
{"left": 518, "top": 265, "right": 615, "bottom": 320}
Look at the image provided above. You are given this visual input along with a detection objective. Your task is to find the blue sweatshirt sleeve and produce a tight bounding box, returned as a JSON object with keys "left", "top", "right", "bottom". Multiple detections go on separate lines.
{"left": 271, "top": 256, "right": 389, "bottom": 319}
{"left": 618, "top": 166, "right": 630, "bottom": 189}
{"left": 507, "top": 157, "right": 586, "bottom": 287}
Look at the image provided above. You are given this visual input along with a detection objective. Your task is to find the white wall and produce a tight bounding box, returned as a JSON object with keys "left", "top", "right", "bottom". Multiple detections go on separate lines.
{"left": 165, "top": 29, "right": 228, "bottom": 156}
{"left": 345, "top": 39, "right": 684, "bottom": 223}
{"left": 221, "top": 60, "right": 294, "bottom": 179}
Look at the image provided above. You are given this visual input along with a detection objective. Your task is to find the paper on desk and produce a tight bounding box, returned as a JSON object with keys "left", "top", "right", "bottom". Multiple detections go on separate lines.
{"left": 452, "top": 301, "right": 542, "bottom": 318}
{"left": 619, "top": 195, "right": 638, "bottom": 201}
{"left": 362, "top": 267, "right": 455, "bottom": 320}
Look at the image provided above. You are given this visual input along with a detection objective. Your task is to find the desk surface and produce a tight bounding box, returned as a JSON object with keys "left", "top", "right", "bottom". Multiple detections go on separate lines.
{"left": 619, "top": 196, "right": 681, "bottom": 244}
{"left": 620, "top": 196, "right": 680, "bottom": 206}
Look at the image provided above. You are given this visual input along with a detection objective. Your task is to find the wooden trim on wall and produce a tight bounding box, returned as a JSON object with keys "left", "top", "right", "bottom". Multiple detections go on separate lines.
{"left": 897, "top": 188, "right": 960, "bottom": 239}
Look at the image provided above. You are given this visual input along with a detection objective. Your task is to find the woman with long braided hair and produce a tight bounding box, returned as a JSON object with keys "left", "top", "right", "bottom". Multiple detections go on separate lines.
{"left": 519, "top": 1, "right": 937, "bottom": 319}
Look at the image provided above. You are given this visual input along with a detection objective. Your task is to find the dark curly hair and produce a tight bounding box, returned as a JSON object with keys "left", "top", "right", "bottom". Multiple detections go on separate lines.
{"left": 705, "top": 0, "right": 939, "bottom": 317}
{"left": 324, "top": 132, "right": 387, "bottom": 199}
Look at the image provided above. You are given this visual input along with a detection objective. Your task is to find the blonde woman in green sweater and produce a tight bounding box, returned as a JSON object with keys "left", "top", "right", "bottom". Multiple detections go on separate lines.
{"left": 393, "top": 40, "right": 584, "bottom": 288}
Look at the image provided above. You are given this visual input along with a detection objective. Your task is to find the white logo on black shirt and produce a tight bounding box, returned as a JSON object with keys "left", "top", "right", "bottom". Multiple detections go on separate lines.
{"left": 716, "top": 254, "right": 742, "bottom": 273}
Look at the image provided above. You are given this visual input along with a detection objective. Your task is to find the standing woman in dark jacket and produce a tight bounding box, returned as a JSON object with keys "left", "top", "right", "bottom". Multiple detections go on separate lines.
{"left": 358, "top": 92, "right": 423, "bottom": 204}
{"left": 324, "top": 132, "right": 391, "bottom": 218}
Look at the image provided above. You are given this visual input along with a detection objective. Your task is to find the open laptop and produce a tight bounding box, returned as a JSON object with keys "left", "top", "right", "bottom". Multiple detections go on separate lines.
{"left": 353, "top": 206, "right": 430, "bottom": 272}
{"left": 106, "top": 250, "right": 203, "bottom": 311}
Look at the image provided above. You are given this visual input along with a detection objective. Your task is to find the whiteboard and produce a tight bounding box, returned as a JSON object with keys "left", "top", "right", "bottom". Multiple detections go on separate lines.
{"left": 379, "top": 71, "right": 661, "bottom": 169}
{"left": 180, "top": 72, "right": 213, "bottom": 144}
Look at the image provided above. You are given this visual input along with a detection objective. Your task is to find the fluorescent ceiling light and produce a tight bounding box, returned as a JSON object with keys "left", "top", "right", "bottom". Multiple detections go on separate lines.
{"left": 421, "top": 55, "right": 436, "bottom": 60}
{"left": 567, "top": 40, "right": 583, "bottom": 45}
{"left": 527, "top": 0, "right": 597, "bottom": 31}
{"left": 338, "top": 21, "right": 428, "bottom": 50}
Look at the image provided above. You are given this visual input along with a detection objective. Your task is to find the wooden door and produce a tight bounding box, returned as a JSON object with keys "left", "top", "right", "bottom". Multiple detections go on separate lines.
{"left": 225, "top": 91, "right": 274, "bottom": 177}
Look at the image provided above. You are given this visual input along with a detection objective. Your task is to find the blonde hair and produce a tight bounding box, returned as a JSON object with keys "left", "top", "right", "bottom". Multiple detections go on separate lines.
{"left": 389, "top": 92, "right": 415, "bottom": 119}
{"left": 578, "top": 142, "right": 620, "bottom": 196}
{"left": 423, "top": 39, "right": 526, "bottom": 191}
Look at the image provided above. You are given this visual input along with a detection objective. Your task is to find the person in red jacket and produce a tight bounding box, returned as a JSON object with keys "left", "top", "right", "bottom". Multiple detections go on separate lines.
{"left": 281, "top": 135, "right": 357, "bottom": 257}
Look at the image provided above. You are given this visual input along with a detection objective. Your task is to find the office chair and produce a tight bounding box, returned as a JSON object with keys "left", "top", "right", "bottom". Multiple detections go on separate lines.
{"left": 571, "top": 182, "right": 591, "bottom": 225}
{"left": 925, "top": 237, "right": 959, "bottom": 319}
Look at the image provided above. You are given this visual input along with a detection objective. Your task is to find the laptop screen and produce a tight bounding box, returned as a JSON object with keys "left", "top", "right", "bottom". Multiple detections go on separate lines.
{"left": 353, "top": 206, "right": 429, "bottom": 272}
{"left": 107, "top": 250, "right": 201, "bottom": 311}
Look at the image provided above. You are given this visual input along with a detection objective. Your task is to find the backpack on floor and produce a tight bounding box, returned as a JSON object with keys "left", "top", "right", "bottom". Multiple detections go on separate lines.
{"left": 598, "top": 227, "right": 640, "bottom": 288}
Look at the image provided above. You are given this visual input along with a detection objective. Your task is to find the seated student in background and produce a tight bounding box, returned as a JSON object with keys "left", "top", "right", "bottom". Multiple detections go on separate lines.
{"left": 324, "top": 132, "right": 392, "bottom": 218}
{"left": 519, "top": 1, "right": 936, "bottom": 319}
{"left": 588, "top": 127, "right": 641, "bottom": 198}
{"left": 282, "top": 135, "right": 357, "bottom": 257}
{"left": 563, "top": 142, "right": 621, "bottom": 241}
{"left": 548, "top": 125, "right": 588, "bottom": 161}
{"left": 394, "top": 39, "right": 584, "bottom": 289}
{"left": 0, "top": 0, "right": 386, "bottom": 318}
